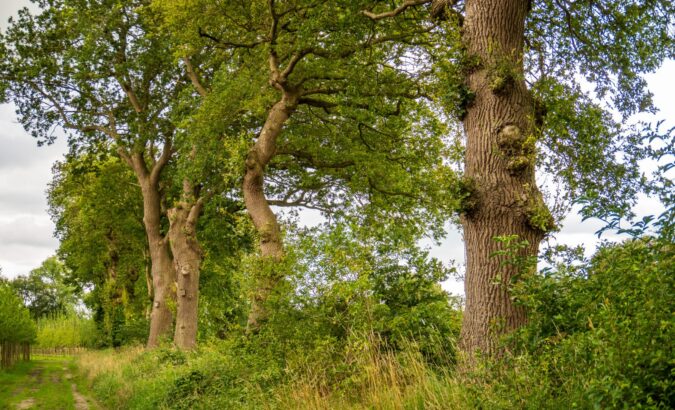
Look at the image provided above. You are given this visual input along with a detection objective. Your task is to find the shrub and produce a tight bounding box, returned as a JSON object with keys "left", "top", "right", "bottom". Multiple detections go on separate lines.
{"left": 503, "top": 236, "right": 675, "bottom": 408}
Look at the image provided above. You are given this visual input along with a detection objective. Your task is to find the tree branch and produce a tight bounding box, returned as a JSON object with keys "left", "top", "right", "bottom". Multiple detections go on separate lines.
{"left": 362, "top": 0, "right": 431, "bottom": 20}
{"left": 182, "top": 56, "right": 208, "bottom": 97}
{"left": 117, "top": 78, "right": 143, "bottom": 113}
{"left": 280, "top": 49, "right": 311, "bottom": 81}
{"left": 276, "top": 149, "right": 356, "bottom": 169}
{"left": 150, "top": 137, "right": 173, "bottom": 186}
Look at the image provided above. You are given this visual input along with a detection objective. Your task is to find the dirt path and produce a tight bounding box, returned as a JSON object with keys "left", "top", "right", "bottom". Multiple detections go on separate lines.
{"left": 0, "top": 356, "right": 96, "bottom": 409}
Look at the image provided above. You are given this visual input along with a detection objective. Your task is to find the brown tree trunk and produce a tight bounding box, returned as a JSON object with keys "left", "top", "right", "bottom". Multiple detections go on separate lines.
{"left": 243, "top": 92, "right": 298, "bottom": 332}
{"left": 125, "top": 150, "right": 177, "bottom": 348}
{"left": 143, "top": 249, "right": 153, "bottom": 320}
{"left": 168, "top": 179, "right": 204, "bottom": 350}
{"left": 142, "top": 180, "right": 176, "bottom": 348}
{"left": 458, "top": 0, "right": 551, "bottom": 355}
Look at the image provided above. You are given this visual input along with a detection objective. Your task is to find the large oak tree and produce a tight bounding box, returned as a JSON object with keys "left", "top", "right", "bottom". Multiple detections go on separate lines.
{"left": 365, "top": 0, "right": 673, "bottom": 354}
{"left": 156, "top": 0, "right": 459, "bottom": 331}
{"left": 0, "top": 0, "right": 185, "bottom": 346}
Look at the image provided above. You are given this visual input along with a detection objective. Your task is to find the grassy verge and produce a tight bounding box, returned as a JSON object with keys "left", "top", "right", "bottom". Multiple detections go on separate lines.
{"left": 75, "top": 342, "right": 475, "bottom": 410}
{"left": 0, "top": 359, "right": 36, "bottom": 406}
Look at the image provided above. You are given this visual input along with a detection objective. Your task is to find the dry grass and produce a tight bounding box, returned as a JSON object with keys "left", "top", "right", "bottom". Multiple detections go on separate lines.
{"left": 275, "top": 338, "right": 469, "bottom": 409}
{"left": 73, "top": 339, "right": 479, "bottom": 409}
{"left": 76, "top": 345, "right": 145, "bottom": 382}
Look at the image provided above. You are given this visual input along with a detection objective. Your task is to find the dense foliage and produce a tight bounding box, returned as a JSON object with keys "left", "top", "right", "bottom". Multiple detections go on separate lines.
{"left": 503, "top": 236, "right": 675, "bottom": 408}
{"left": 35, "top": 314, "right": 99, "bottom": 350}
{"left": 11, "top": 256, "right": 78, "bottom": 319}
{"left": 0, "top": 0, "right": 673, "bottom": 407}
{"left": 0, "top": 284, "right": 36, "bottom": 346}
{"left": 0, "top": 283, "right": 36, "bottom": 368}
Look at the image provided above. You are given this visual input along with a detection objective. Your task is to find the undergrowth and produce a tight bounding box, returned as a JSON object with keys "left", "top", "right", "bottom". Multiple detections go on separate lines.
{"left": 75, "top": 237, "right": 674, "bottom": 409}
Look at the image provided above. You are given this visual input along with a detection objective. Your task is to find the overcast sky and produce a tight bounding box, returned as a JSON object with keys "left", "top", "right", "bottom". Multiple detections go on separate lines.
{"left": 0, "top": 1, "right": 672, "bottom": 297}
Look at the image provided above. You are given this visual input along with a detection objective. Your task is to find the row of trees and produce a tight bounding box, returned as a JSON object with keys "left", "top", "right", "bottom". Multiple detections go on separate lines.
{"left": 3, "top": 259, "right": 115, "bottom": 353}
{"left": 0, "top": 280, "right": 36, "bottom": 367}
{"left": 0, "top": 0, "right": 672, "bottom": 356}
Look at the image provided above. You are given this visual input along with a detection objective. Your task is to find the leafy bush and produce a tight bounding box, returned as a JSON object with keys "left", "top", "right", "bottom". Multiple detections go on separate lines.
{"left": 0, "top": 284, "right": 36, "bottom": 346}
{"left": 501, "top": 236, "right": 675, "bottom": 408}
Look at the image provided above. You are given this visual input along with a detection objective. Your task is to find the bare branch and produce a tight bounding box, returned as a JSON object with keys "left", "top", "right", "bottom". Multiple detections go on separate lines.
{"left": 362, "top": 0, "right": 431, "bottom": 20}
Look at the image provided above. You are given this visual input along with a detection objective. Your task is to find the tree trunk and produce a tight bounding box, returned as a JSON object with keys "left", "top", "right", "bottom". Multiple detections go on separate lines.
{"left": 168, "top": 179, "right": 204, "bottom": 350}
{"left": 143, "top": 249, "right": 153, "bottom": 320}
{"left": 459, "top": 0, "right": 552, "bottom": 355}
{"left": 142, "top": 182, "right": 176, "bottom": 348}
{"left": 120, "top": 147, "right": 175, "bottom": 348}
{"left": 127, "top": 157, "right": 175, "bottom": 348}
{"left": 243, "top": 93, "right": 298, "bottom": 332}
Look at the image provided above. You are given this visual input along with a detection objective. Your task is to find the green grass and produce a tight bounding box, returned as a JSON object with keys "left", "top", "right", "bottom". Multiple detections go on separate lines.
{"left": 0, "top": 355, "right": 97, "bottom": 410}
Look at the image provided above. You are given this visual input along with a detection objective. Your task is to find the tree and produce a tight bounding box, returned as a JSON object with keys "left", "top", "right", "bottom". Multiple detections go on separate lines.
{"left": 0, "top": 0, "right": 187, "bottom": 347}
{"left": 155, "top": 0, "right": 456, "bottom": 331}
{"left": 363, "top": 0, "right": 674, "bottom": 355}
{"left": 48, "top": 151, "right": 150, "bottom": 346}
{"left": 0, "top": 283, "right": 36, "bottom": 367}
{"left": 11, "top": 256, "right": 76, "bottom": 319}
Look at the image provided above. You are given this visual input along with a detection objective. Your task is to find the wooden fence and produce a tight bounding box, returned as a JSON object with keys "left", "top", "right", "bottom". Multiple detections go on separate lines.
{"left": 31, "top": 347, "right": 88, "bottom": 356}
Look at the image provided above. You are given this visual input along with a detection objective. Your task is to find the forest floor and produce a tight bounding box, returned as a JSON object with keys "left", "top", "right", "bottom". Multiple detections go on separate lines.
{"left": 0, "top": 355, "right": 97, "bottom": 410}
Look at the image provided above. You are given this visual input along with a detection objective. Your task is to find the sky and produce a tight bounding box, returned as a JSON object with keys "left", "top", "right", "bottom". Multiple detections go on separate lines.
{"left": 0, "top": 1, "right": 672, "bottom": 297}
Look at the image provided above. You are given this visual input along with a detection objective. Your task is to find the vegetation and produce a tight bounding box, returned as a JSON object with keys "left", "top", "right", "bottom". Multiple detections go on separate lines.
{"left": 35, "top": 314, "right": 99, "bottom": 351}
{"left": 73, "top": 233, "right": 674, "bottom": 409}
{"left": 0, "top": 355, "right": 96, "bottom": 409}
{"left": 0, "top": 283, "right": 36, "bottom": 368}
{"left": 10, "top": 256, "right": 77, "bottom": 320}
{"left": 0, "top": 0, "right": 673, "bottom": 408}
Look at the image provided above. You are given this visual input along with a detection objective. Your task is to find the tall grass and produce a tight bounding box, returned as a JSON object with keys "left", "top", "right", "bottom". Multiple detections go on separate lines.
{"left": 275, "top": 341, "right": 467, "bottom": 409}
{"left": 74, "top": 336, "right": 478, "bottom": 409}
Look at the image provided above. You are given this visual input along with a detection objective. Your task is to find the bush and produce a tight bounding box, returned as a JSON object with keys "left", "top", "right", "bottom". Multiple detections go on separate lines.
{"left": 501, "top": 236, "right": 675, "bottom": 408}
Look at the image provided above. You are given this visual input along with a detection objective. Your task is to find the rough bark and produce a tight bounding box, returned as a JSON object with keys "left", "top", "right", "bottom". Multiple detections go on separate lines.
{"left": 458, "top": 0, "right": 548, "bottom": 355}
{"left": 244, "top": 92, "right": 299, "bottom": 332}
{"left": 168, "top": 179, "right": 204, "bottom": 350}
{"left": 125, "top": 150, "right": 176, "bottom": 348}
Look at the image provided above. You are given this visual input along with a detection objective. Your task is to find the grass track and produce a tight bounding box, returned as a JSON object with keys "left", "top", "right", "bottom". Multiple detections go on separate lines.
{"left": 0, "top": 355, "right": 96, "bottom": 410}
